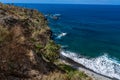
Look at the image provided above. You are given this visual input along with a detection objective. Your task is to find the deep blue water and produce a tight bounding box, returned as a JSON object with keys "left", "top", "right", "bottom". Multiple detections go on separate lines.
{"left": 13, "top": 4, "right": 120, "bottom": 79}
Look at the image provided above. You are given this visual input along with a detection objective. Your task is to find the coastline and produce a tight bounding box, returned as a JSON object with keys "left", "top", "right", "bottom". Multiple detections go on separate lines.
{"left": 0, "top": 3, "right": 120, "bottom": 80}
{"left": 60, "top": 53, "right": 118, "bottom": 80}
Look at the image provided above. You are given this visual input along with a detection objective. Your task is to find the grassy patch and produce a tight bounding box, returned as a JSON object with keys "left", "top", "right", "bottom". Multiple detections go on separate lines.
{"left": 35, "top": 43, "right": 43, "bottom": 50}
{"left": 0, "top": 26, "right": 9, "bottom": 43}
{"left": 58, "top": 63, "right": 92, "bottom": 80}
{"left": 44, "top": 40, "right": 60, "bottom": 62}
{"left": 59, "top": 64, "right": 76, "bottom": 73}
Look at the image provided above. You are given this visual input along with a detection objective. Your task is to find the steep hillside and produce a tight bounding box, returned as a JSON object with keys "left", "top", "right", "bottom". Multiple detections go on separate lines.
{"left": 0, "top": 3, "right": 91, "bottom": 80}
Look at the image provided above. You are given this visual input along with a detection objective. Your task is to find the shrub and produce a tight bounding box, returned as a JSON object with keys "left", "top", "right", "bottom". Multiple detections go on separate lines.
{"left": 58, "top": 64, "right": 92, "bottom": 80}
{"left": 44, "top": 40, "right": 60, "bottom": 62}
{"left": 0, "top": 26, "right": 9, "bottom": 43}
{"left": 35, "top": 43, "right": 43, "bottom": 53}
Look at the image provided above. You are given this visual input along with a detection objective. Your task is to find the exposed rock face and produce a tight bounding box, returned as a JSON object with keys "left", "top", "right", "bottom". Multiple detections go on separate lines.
{"left": 0, "top": 3, "right": 59, "bottom": 80}
{"left": 0, "top": 3, "right": 92, "bottom": 80}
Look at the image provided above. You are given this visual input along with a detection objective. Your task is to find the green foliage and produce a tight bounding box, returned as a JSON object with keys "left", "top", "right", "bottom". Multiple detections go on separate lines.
{"left": 35, "top": 43, "right": 43, "bottom": 50}
{"left": 44, "top": 40, "right": 60, "bottom": 62}
{"left": 30, "top": 38, "right": 36, "bottom": 43}
{"left": 59, "top": 64, "right": 76, "bottom": 73}
{"left": 0, "top": 26, "right": 9, "bottom": 43}
{"left": 58, "top": 64, "right": 90, "bottom": 80}
{"left": 68, "top": 70, "right": 88, "bottom": 79}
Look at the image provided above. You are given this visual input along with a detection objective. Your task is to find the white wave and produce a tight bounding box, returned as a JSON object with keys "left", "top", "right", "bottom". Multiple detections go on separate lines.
{"left": 61, "top": 51, "right": 120, "bottom": 79}
{"left": 56, "top": 32, "right": 67, "bottom": 39}
{"left": 61, "top": 45, "right": 68, "bottom": 49}
{"left": 53, "top": 14, "right": 61, "bottom": 17}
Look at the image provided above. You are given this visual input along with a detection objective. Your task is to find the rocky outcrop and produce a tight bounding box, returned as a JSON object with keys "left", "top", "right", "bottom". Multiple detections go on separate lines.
{"left": 0, "top": 3, "right": 92, "bottom": 80}
{"left": 0, "top": 3, "right": 60, "bottom": 80}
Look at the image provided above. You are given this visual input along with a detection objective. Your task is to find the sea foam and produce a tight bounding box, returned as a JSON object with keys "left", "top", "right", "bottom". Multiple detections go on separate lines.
{"left": 56, "top": 32, "right": 67, "bottom": 39}
{"left": 61, "top": 51, "right": 120, "bottom": 79}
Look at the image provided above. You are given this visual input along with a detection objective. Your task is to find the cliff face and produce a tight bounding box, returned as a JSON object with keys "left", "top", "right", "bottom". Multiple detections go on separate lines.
{"left": 0, "top": 3, "right": 92, "bottom": 80}
{"left": 0, "top": 3, "right": 60, "bottom": 80}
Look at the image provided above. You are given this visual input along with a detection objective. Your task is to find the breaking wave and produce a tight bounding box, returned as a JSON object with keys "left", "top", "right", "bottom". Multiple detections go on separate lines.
{"left": 56, "top": 32, "right": 67, "bottom": 39}
{"left": 61, "top": 51, "right": 120, "bottom": 79}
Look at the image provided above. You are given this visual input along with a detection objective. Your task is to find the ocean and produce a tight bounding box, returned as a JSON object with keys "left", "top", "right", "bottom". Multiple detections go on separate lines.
{"left": 14, "top": 4, "right": 120, "bottom": 79}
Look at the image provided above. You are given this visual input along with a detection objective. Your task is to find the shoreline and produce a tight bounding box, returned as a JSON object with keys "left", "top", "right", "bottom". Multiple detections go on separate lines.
{"left": 60, "top": 54, "right": 118, "bottom": 80}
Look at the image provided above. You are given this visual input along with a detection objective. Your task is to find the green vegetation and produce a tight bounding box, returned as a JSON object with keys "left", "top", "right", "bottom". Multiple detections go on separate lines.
{"left": 0, "top": 26, "right": 9, "bottom": 43}
{"left": 44, "top": 40, "right": 60, "bottom": 62}
{"left": 35, "top": 43, "right": 43, "bottom": 53}
{"left": 35, "top": 43, "right": 43, "bottom": 49}
{"left": 58, "top": 64, "right": 92, "bottom": 80}
{"left": 59, "top": 64, "right": 76, "bottom": 73}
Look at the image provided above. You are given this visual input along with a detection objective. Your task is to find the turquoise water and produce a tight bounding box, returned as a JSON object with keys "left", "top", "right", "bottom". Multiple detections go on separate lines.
{"left": 14, "top": 4, "right": 120, "bottom": 79}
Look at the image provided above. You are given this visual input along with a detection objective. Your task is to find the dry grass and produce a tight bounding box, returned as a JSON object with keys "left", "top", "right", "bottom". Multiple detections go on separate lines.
{"left": 0, "top": 26, "right": 9, "bottom": 43}
{"left": 40, "top": 70, "right": 92, "bottom": 80}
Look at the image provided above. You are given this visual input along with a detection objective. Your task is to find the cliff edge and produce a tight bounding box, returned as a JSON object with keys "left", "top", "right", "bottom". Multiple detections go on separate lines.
{"left": 0, "top": 3, "right": 91, "bottom": 80}
{"left": 0, "top": 3, "right": 60, "bottom": 80}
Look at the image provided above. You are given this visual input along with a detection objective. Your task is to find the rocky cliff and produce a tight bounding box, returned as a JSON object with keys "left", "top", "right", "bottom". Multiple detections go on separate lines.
{"left": 0, "top": 3, "right": 92, "bottom": 80}
{"left": 0, "top": 3, "right": 60, "bottom": 80}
